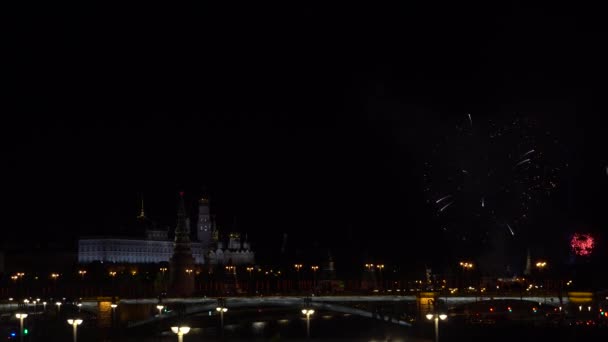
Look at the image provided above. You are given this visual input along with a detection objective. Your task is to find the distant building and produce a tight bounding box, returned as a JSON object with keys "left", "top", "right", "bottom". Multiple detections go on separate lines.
{"left": 78, "top": 196, "right": 254, "bottom": 265}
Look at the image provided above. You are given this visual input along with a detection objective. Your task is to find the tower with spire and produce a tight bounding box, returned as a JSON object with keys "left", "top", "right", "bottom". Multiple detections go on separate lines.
{"left": 197, "top": 196, "right": 213, "bottom": 249}
{"left": 169, "top": 192, "right": 196, "bottom": 297}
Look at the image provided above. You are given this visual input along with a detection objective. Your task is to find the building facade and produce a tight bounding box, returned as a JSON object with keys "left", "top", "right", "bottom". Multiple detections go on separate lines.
{"left": 78, "top": 196, "right": 255, "bottom": 265}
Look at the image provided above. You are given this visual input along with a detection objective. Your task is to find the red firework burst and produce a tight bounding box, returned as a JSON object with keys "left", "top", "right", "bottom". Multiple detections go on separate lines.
{"left": 571, "top": 233, "right": 595, "bottom": 256}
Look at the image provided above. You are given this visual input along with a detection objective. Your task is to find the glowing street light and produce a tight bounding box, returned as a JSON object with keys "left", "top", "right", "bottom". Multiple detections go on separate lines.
{"left": 216, "top": 306, "right": 228, "bottom": 337}
{"left": 15, "top": 313, "right": 27, "bottom": 342}
{"left": 67, "top": 318, "right": 83, "bottom": 342}
{"left": 426, "top": 313, "right": 447, "bottom": 342}
{"left": 78, "top": 270, "right": 87, "bottom": 278}
{"left": 156, "top": 305, "right": 164, "bottom": 316}
{"left": 459, "top": 262, "right": 474, "bottom": 269}
{"left": 535, "top": 261, "right": 547, "bottom": 269}
{"left": 42, "top": 301, "right": 47, "bottom": 311}
{"left": 111, "top": 303, "right": 117, "bottom": 326}
{"left": 56, "top": 301, "right": 62, "bottom": 313}
{"left": 301, "top": 309, "right": 315, "bottom": 338}
{"left": 365, "top": 263, "right": 374, "bottom": 271}
{"left": 171, "top": 326, "right": 191, "bottom": 342}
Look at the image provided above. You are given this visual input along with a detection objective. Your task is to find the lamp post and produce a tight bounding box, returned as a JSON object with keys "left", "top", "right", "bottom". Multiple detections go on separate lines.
{"left": 426, "top": 313, "right": 447, "bottom": 342}
{"left": 311, "top": 266, "right": 319, "bottom": 290}
{"left": 156, "top": 305, "right": 164, "bottom": 316}
{"left": 301, "top": 309, "right": 314, "bottom": 338}
{"left": 42, "top": 301, "right": 47, "bottom": 311}
{"left": 56, "top": 301, "right": 62, "bottom": 313}
{"left": 294, "top": 264, "right": 303, "bottom": 291}
{"left": 67, "top": 319, "right": 83, "bottom": 342}
{"left": 376, "top": 264, "right": 385, "bottom": 289}
{"left": 459, "top": 261, "right": 474, "bottom": 291}
{"left": 216, "top": 306, "right": 228, "bottom": 338}
{"left": 159, "top": 267, "right": 168, "bottom": 291}
{"left": 535, "top": 261, "right": 547, "bottom": 303}
{"left": 15, "top": 313, "right": 27, "bottom": 342}
{"left": 171, "top": 326, "right": 191, "bottom": 342}
{"left": 111, "top": 303, "right": 117, "bottom": 327}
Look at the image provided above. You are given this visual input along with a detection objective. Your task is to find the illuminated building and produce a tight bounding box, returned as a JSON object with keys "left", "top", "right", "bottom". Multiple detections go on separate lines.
{"left": 77, "top": 195, "right": 254, "bottom": 266}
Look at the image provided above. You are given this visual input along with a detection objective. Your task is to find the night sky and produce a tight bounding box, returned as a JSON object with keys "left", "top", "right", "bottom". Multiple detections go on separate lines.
{"left": 3, "top": 3, "right": 607, "bottom": 267}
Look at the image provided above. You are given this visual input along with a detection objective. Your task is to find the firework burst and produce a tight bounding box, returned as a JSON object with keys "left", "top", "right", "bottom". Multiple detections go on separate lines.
{"left": 423, "top": 114, "right": 566, "bottom": 243}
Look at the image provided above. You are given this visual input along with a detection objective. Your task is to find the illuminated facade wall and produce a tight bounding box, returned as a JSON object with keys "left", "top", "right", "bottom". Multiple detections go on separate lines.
{"left": 78, "top": 237, "right": 254, "bottom": 265}
{"left": 78, "top": 238, "right": 205, "bottom": 264}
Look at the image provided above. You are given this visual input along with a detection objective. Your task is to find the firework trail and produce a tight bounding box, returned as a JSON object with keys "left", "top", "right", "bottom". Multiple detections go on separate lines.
{"left": 436, "top": 195, "right": 453, "bottom": 204}
{"left": 423, "top": 113, "right": 566, "bottom": 244}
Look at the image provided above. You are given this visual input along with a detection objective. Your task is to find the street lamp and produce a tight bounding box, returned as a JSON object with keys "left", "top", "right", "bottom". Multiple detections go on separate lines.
{"left": 156, "top": 305, "right": 164, "bottom": 316}
{"left": 301, "top": 309, "right": 315, "bottom": 338}
{"left": 42, "top": 301, "right": 47, "bottom": 311}
{"left": 376, "top": 264, "right": 385, "bottom": 289}
{"left": 535, "top": 261, "right": 548, "bottom": 303}
{"left": 311, "top": 266, "right": 319, "bottom": 289}
{"left": 216, "top": 306, "right": 228, "bottom": 338}
{"left": 111, "top": 303, "right": 117, "bottom": 326}
{"left": 171, "top": 326, "right": 191, "bottom": 342}
{"left": 365, "top": 263, "right": 374, "bottom": 271}
{"left": 459, "top": 262, "right": 474, "bottom": 291}
{"left": 78, "top": 270, "right": 87, "bottom": 278}
{"left": 426, "top": 313, "right": 447, "bottom": 342}
{"left": 56, "top": 301, "right": 62, "bottom": 313}
{"left": 67, "top": 318, "right": 83, "bottom": 342}
{"left": 15, "top": 313, "right": 27, "bottom": 342}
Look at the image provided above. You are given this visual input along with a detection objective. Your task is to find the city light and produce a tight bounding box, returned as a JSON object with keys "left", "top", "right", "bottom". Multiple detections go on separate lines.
{"left": 171, "top": 326, "right": 191, "bottom": 342}
{"left": 302, "top": 309, "right": 315, "bottom": 338}
{"left": 15, "top": 313, "right": 27, "bottom": 342}
{"left": 216, "top": 305, "right": 228, "bottom": 337}
{"left": 426, "top": 313, "right": 447, "bottom": 342}
{"left": 67, "top": 319, "right": 83, "bottom": 342}
{"left": 459, "top": 261, "right": 474, "bottom": 269}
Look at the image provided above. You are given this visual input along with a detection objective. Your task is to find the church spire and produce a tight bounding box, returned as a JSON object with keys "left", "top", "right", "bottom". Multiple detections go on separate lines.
{"left": 175, "top": 191, "right": 191, "bottom": 241}
{"left": 138, "top": 195, "right": 146, "bottom": 219}
{"left": 169, "top": 191, "right": 195, "bottom": 297}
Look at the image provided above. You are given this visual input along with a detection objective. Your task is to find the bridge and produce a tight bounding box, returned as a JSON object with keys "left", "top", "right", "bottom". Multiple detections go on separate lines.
{"left": 0, "top": 294, "right": 569, "bottom": 329}
{"left": 120, "top": 295, "right": 567, "bottom": 328}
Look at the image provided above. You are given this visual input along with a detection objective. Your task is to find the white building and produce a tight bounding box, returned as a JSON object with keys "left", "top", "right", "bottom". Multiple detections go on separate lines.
{"left": 78, "top": 197, "right": 254, "bottom": 265}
